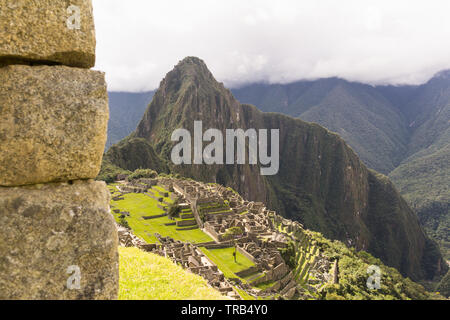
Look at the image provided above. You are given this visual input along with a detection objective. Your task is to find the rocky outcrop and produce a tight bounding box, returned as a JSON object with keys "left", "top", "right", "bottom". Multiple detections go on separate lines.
{"left": 0, "top": 0, "right": 96, "bottom": 68}
{"left": 0, "top": 65, "right": 108, "bottom": 186}
{"left": 0, "top": 0, "right": 118, "bottom": 300}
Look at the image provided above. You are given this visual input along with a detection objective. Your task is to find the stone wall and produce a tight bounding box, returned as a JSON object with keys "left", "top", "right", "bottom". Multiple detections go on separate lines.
{"left": 151, "top": 234, "right": 240, "bottom": 299}
{"left": 0, "top": 1, "right": 118, "bottom": 300}
{"left": 235, "top": 266, "right": 260, "bottom": 278}
{"left": 236, "top": 246, "right": 258, "bottom": 264}
{"left": 176, "top": 219, "right": 197, "bottom": 227}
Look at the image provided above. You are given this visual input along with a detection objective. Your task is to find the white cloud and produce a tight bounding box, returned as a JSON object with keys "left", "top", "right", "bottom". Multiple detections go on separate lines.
{"left": 92, "top": 0, "right": 450, "bottom": 92}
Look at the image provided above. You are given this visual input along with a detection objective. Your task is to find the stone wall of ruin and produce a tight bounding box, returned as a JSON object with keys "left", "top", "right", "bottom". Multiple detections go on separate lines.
{"left": 0, "top": 1, "right": 118, "bottom": 299}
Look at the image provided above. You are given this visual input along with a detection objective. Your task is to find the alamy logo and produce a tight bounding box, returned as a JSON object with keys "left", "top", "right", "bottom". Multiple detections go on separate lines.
{"left": 366, "top": 265, "right": 382, "bottom": 290}
{"left": 66, "top": 265, "right": 81, "bottom": 290}
{"left": 171, "top": 121, "right": 279, "bottom": 176}
{"left": 66, "top": 5, "right": 81, "bottom": 30}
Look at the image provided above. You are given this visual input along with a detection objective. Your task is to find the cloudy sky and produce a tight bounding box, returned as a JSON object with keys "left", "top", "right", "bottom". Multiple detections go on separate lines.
{"left": 93, "top": 0, "right": 450, "bottom": 92}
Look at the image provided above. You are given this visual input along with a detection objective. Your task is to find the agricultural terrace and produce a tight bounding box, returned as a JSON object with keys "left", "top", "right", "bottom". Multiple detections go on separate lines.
{"left": 108, "top": 184, "right": 212, "bottom": 244}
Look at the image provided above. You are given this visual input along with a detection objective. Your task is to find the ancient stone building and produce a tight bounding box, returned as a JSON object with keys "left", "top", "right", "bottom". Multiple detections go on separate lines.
{"left": 119, "top": 175, "right": 334, "bottom": 299}
{"left": 0, "top": 1, "right": 118, "bottom": 299}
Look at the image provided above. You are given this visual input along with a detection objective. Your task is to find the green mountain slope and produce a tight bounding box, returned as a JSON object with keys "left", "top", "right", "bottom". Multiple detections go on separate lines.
{"left": 436, "top": 269, "right": 450, "bottom": 298}
{"left": 389, "top": 73, "right": 450, "bottom": 259}
{"left": 103, "top": 57, "right": 447, "bottom": 281}
{"left": 105, "top": 137, "right": 168, "bottom": 174}
{"left": 233, "top": 73, "right": 450, "bottom": 260}
{"left": 233, "top": 79, "right": 410, "bottom": 174}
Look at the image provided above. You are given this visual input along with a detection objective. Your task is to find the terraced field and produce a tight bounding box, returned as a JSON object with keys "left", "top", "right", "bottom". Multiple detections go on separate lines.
{"left": 109, "top": 184, "right": 212, "bottom": 244}
{"left": 199, "top": 247, "right": 257, "bottom": 279}
{"left": 275, "top": 219, "right": 321, "bottom": 285}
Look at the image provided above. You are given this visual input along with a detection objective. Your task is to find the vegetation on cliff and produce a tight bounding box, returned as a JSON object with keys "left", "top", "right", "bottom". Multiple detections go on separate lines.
{"left": 309, "top": 232, "right": 441, "bottom": 300}
{"left": 104, "top": 137, "right": 169, "bottom": 174}
{"left": 436, "top": 270, "right": 450, "bottom": 298}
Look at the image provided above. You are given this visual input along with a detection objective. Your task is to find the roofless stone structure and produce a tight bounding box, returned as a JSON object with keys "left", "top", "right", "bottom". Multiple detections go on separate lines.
{"left": 0, "top": 1, "right": 118, "bottom": 299}
{"left": 117, "top": 176, "right": 335, "bottom": 299}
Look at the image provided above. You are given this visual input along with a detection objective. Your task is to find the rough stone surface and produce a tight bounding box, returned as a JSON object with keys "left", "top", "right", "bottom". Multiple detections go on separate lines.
{"left": 0, "top": 0, "right": 96, "bottom": 68}
{"left": 0, "top": 65, "right": 109, "bottom": 186}
{"left": 0, "top": 180, "right": 118, "bottom": 300}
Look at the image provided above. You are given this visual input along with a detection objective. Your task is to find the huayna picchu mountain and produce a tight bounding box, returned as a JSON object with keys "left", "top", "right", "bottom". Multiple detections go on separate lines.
{"left": 102, "top": 57, "right": 447, "bottom": 281}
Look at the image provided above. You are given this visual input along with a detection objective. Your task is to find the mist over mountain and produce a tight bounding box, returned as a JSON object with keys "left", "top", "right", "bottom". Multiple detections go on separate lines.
{"left": 103, "top": 57, "right": 447, "bottom": 281}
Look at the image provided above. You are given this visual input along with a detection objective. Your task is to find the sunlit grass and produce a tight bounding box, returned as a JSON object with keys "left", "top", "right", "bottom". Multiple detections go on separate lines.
{"left": 199, "top": 247, "right": 256, "bottom": 279}
{"left": 119, "top": 247, "right": 226, "bottom": 300}
{"left": 109, "top": 186, "right": 212, "bottom": 244}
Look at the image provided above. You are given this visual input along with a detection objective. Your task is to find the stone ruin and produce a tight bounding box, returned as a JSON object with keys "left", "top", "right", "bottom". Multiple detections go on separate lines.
{"left": 118, "top": 176, "right": 336, "bottom": 299}
{"left": 115, "top": 224, "right": 239, "bottom": 299}
{"left": 117, "top": 224, "right": 155, "bottom": 252}
{"left": 0, "top": 1, "right": 118, "bottom": 299}
{"left": 154, "top": 234, "right": 240, "bottom": 299}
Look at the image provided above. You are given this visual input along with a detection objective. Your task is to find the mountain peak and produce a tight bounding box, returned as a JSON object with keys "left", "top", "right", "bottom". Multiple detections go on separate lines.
{"left": 177, "top": 56, "right": 207, "bottom": 67}
{"left": 167, "top": 56, "right": 216, "bottom": 85}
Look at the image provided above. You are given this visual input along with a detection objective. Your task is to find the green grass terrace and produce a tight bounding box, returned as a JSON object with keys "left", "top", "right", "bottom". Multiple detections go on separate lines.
{"left": 199, "top": 247, "right": 260, "bottom": 280}
{"left": 119, "top": 247, "right": 225, "bottom": 300}
{"left": 108, "top": 184, "right": 212, "bottom": 244}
